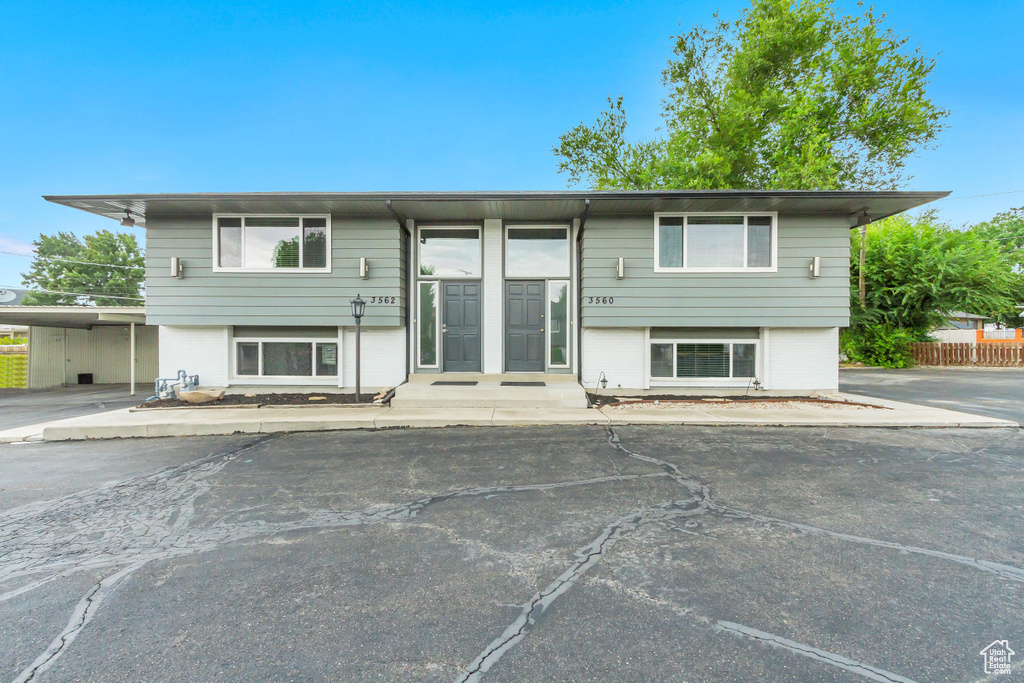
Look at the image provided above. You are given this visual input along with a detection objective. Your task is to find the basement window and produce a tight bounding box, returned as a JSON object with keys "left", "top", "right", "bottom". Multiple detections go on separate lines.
{"left": 234, "top": 339, "right": 338, "bottom": 377}
{"left": 650, "top": 341, "right": 757, "bottom": 381}
{"left": 215, "top": 215, "right": 330, "bottom": 272}
{"left": 654, "top": 213, "right": 776, "bottom": 272}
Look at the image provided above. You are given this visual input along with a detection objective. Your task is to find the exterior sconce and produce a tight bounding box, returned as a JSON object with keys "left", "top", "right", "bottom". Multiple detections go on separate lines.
{"left": 170, "top": 257, "right": 184, "bottom": 279}
{"left": 120, "top": 210, "right": 135, "bottom": 227}
{"left": 359, "top": 257, "right": 369, "bottom": 279}
{"left": 809, "top": 256, "right": 821, "bottom": 278}
{"left": 616, "top": 257, "right": 625, "bottom": 279}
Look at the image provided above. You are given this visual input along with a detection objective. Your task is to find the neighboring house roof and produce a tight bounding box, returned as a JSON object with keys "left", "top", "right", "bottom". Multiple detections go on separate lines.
{"left": 946, "top": 311, "right": 988, "bottom": 320}
{"left": 0, "top": 306, "right": 147, "bottom": 329}
{"left": 43, "top": 190, "right": 950, "bottom": 227}
{"left": 0, "top": 288, "right": 26, "bottom": 306}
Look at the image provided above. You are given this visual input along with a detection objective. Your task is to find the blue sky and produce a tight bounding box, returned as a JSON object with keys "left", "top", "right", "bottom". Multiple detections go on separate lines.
{"left": 1, "top": 0, "right": 1022, "bottom": 289}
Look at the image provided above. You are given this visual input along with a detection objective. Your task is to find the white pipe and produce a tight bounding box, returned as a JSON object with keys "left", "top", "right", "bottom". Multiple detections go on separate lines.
{"left": 129, "top": 322, "right": 136, "bottom": 396}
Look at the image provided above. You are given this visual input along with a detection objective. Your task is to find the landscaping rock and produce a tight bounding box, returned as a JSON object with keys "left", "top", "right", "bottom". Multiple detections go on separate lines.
{"left": 179, "top": 389, "right": 226, "bottom": 404}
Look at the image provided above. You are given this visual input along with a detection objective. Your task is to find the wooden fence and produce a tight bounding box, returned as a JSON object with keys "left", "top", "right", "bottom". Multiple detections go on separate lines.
{"left": 911, "top": 342, "right": 1024, "bottom": 367}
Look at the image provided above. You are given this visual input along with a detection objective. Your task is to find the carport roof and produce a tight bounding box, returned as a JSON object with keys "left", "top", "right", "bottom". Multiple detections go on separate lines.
{"left": 0, "top": 306, "right": 147, "bottom": 329}
{"left": 44, "top": 190, "right": 949, "bottom": 227}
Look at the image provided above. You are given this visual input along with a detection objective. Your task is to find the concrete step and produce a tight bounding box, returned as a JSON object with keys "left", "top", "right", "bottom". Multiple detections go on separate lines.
{"left": 391, "top": 374, "right": 589, "bottom": 409}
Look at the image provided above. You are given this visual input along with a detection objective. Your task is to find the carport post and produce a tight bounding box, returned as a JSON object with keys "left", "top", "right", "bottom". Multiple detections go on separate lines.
{"left": 129, "top": 322, "right": 136, "bottom": 396}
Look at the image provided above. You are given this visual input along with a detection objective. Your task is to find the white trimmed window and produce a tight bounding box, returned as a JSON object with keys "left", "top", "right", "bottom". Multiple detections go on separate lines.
{"left": 234, "top": 339, "right": 339, "bottom": 378}
{"left": 650, "top": 340, "right": 758, "bottom": 383}
{"left": 215, "top": 215, "right": 331, "bottom": 272}
{"left": 654, "top": 213, "right": 776, "bottom": 272}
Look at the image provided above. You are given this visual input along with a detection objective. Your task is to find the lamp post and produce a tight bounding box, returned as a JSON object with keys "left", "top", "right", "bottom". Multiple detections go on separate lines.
{"left": 350, "top": 294, "right": 366, "bottom": 403}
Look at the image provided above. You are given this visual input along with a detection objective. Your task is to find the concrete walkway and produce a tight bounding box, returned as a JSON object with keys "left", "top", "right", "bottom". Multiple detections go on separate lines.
{"left": 0, "top": 393, "right": 1015, "bottom": 442}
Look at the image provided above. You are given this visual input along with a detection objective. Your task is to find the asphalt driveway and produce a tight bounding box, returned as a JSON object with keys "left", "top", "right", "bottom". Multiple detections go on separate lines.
{"left": 2, "top": 425, "right": 1022, "bottom": 682}
{"left": 0, "top": 385, "right": 144, "bottom": 431}
{"left": 841, "top": 367, "right": 1024, "bottom": 424}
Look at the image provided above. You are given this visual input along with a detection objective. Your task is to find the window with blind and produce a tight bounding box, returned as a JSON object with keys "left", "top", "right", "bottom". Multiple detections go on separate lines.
{"left": 655, "top": 214, "right": 775, "bottom": 272}
{"left": 215, "top": 215, "right": 330, "bottom": 272}
{"left": 650, "top": 341, "right": 757, "bottom": 380}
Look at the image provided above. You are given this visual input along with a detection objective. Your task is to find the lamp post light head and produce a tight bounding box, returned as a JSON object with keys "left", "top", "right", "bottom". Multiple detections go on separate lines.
{"left": 350, "top": 294, "right": 366, "bottom": 320}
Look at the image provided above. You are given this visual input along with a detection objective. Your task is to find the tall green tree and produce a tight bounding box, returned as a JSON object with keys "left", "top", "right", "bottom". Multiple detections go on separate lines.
{"left": 21, "top": 230, "right": 145, "bottom": 306}
{"left": 850, "top": 213, "right": 1018, "bottom": 335}
{"left": 554, "top": 0, "right": 948, "bottom": 190}
{"left": 970, "top": 207, "right": 1024, "bottom": 326}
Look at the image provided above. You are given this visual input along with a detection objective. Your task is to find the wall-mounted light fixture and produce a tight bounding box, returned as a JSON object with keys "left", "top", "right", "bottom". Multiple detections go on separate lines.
{"left": 120, "top": 210, "right": 135, "bottom": 227}
{"left": 170, "top": 257, "right": 184, "bottom": 279}
{"left": 359, "top": 257, "right": 369, "bottom": 279}
{"left": 616, "top": 257, "right": 625, "bottom": 279}
{"left": 809, "top": 256, "right": 821, "bottom": 278}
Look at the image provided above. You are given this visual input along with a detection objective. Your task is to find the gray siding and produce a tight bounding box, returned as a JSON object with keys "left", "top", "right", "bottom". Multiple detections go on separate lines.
{"left": 580, "top": 214, "right": 850, "bottom": 328}
{"left": 146, "top": 215, "right": 405, "bottom": 326}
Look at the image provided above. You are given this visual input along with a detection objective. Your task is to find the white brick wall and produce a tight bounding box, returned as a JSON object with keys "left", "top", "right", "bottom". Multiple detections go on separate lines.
{"left": 765, "top": 327, "right": 839, "bottom": 391}
{"left": 581, "top": 328, "right": 646, "bottom": 390}
{"left": 341, "top": 326, "right": 407, "bottom": 389}
{"left": 482, "top": 218, "right": 503, "bottom": 373}
{"left": 158, "top": 325, "right": 230, "bottom": 388}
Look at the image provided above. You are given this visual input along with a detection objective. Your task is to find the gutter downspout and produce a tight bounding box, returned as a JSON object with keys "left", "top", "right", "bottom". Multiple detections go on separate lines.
{"left": 575, "top": 198, "right": 590, "bottom": 385}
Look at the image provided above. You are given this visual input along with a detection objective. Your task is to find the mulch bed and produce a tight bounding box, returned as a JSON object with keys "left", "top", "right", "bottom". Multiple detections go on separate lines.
{"left": 586, "top": 392, "right": 883, "bottom": 409}
{"left": 138, "top": 392, "right": 378, "bottom": 409}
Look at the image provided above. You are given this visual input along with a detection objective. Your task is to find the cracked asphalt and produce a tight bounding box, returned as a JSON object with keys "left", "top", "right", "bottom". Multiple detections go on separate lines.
{"left": 1, "top": 425, "right": 1023, "bottom": 682}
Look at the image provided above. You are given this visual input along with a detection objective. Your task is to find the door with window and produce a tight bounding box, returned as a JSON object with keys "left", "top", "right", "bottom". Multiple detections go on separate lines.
{"left": 442, "top": 281, "right": 481, "bottom": 372}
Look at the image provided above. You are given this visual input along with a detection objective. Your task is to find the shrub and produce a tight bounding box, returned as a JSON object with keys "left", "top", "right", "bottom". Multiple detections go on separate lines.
{"left": 0, "top": 336, "right": 26, "bottom": 345}
{"left": 841, "top": 325, "right": 915, "bottom": 368}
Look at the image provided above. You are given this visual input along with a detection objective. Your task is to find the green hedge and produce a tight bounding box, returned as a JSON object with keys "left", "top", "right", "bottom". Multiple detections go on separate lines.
{"left": 0, "top": 355, "right": 27, "bottom": 388}
{"left": 841, "top": 325, "right": 915, "bottom": 368}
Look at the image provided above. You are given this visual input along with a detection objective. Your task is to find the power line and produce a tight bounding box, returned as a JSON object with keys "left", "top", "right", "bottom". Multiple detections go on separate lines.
{"left": 0, "top": 249, "right": 144, "bottom": 271}
{"left": 0, "top": 285, "right": 145, "bottom": 302}
{"left": 938, "top": 189, "right": 1024, "bottom": 202}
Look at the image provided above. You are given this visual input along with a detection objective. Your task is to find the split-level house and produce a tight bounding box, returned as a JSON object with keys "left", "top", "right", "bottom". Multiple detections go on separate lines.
{"left": 45, "top": 190, "right": 946, "bottom": 398}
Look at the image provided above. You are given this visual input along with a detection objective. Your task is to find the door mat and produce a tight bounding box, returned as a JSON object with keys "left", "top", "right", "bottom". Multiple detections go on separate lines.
{"left": 501, "top": 381, "right": 546, "bottom": 387}
{"left": 432, "top": 381, "right": 479, "bottom": 386}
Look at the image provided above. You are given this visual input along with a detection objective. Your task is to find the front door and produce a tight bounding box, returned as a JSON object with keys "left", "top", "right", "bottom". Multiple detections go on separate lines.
{"left": 505, "top": 280, "right": 545, "bottom": 372}
{"left": 442, "top": 281, "right": 481, "bottom": 372}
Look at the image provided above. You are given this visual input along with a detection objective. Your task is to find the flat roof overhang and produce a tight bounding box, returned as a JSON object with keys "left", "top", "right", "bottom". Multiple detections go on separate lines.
{"left": 43, "top": 190, "right": 950, "bottom": 227}
{"left": 0, "top": 306, "right": 147, "bottom": 329}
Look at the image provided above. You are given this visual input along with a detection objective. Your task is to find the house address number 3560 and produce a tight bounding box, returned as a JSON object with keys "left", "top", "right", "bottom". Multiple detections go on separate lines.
{"left": 587, "top": 296, "right": 615, "bottom": 304}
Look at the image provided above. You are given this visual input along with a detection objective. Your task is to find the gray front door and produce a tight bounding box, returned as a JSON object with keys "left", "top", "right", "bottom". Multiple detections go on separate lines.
{"left": 442, "top": 281, "right": 481, "bottom": 372}
{"left": 505, "top": 280, "right": 544, "bottom": 372}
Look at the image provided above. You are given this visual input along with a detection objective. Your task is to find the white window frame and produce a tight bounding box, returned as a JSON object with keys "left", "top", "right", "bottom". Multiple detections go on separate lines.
{"left": 504, "top": 225, "right": 572, "bottom": 278}
{"left": 213, "top": 214, "right": 332, "bottom": 274}
{"left": 416, "top": 280, "right": 441, "bottom": 369}
{"left": 232, "top": 337, "right": 340, "bottom": 382}
{"left": 648, "top": 338, "right": 760, "bottom": 387}
{"left": 653, "top": 212, "right": 778, "bottom": 273}
{"left": 417, "top": 225, "right": 483, "bottom": 280}
{"left": 546, "top": 279, "right": 571, "bottom": 368}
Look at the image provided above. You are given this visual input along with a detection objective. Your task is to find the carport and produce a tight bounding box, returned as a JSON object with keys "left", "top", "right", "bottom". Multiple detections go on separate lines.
{"left": 0, "top": 306, "right": 155, "bottom": 394}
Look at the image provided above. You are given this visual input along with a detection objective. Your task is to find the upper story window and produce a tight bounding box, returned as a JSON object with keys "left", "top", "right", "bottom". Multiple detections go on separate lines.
{"left": 419, "top": 227, "right": 481, "bottom": 278}
{"left": 505, "top": 226, "right": 570, "bottom": 277}
{"left": 654, "top": 213, "right": 776, "bottom": 273}
{"left": 215, "top": 215, "right": 330, "bottom": 272}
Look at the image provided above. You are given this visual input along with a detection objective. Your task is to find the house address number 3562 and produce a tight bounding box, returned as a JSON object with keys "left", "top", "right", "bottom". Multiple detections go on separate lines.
{"left": 369, "top": 296, "right": 397, "bottom": 304}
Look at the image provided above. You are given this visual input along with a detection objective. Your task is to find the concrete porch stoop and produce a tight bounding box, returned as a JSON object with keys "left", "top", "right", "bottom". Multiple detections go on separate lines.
{"left": 389, "top": 374, "right": 590, "bottom": 409}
